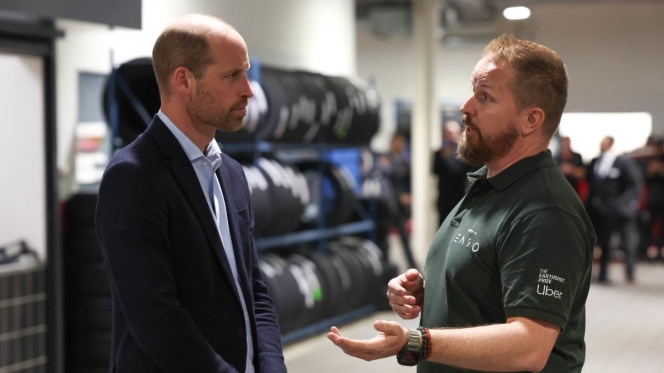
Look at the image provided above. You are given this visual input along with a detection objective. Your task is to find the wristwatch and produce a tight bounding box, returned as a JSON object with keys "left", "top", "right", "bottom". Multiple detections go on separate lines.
{"left": 396, "top": 328, "right": 423, "bottom": 366}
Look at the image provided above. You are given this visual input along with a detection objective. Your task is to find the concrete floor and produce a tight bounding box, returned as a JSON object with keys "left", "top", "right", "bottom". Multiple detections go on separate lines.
{"left": 283, "top": 262, "right": 664, "bottom": 372}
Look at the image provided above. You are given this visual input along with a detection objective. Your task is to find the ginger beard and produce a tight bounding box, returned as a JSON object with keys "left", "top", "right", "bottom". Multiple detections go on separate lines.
{"left": 187, "top": 80, "right": 248, "bottom": 132}
{"left": 457, "top": 114, "right": 520, "bottom": 166}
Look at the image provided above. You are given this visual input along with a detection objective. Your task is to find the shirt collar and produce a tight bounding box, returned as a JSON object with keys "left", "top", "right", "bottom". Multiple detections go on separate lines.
{"left": 600, "top": 150, "right": 617, "bottom": 163}
{"left": 467, "top": 150, "right": 557, "bottom": 192}
{"left": 158, "top": 110, "right": 222, "bottom": 170}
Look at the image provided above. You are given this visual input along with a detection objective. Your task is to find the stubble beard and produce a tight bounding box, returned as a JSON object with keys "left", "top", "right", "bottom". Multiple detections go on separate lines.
{"left": 187, "top": 83, "right": 246, "bottom": 133}
{"left": 457, "top": 115, "right": 520, "bottom": 166}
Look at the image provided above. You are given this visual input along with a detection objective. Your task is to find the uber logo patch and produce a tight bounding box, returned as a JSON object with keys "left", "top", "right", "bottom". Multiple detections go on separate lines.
{"left": 537, "top": 284, "right": 563, "bottom": 299}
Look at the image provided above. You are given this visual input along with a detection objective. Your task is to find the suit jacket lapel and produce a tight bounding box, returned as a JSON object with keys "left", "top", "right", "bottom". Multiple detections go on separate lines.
{"left": 147, "top": 118, "right": 242, "bottom": 303}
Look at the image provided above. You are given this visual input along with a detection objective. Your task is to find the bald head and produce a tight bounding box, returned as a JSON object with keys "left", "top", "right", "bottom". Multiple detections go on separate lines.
{"left": 152, "top": 14, "right": 237, "bottom": 97}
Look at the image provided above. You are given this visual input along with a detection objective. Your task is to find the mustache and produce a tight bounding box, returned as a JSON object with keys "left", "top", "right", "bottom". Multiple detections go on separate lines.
{"left": 232, "top": 99, "right": 249, "bottom": 110}
{"left": 461, "top": 115, "right": 478, "bottom": 134}
{"left": 462, "top": 114, "right": 473, "bottom": 128}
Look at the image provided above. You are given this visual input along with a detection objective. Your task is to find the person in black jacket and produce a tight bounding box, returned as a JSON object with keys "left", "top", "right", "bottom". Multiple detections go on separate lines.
{"left": 586, "top": 136, "right": 644, "bottom": 283}
{"left": 556, "top": 136, "right": 586, "bottom": 194}
{"left": 432, "top": 120, "right": 475, "bottom": 226}
{"left": 96, "top": 14, "right": 286, "bottom": 373}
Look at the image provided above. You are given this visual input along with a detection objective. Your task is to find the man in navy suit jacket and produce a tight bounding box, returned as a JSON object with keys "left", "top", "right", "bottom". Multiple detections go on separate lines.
{"left": 96, "top": 14, "right": 287, "bottom": 372}
{"left": 586, "top": 136, "right": 643, "bottom": 284}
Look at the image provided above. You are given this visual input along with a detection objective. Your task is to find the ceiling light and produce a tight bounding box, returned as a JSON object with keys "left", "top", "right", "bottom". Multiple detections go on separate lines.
{"left": 503, "top": 6, "right": 531, "bottom": 20}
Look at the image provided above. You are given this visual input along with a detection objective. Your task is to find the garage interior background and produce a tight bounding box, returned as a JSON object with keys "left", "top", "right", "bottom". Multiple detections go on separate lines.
{"left": 1, "top": 0, "right": 663, "bottom": 372}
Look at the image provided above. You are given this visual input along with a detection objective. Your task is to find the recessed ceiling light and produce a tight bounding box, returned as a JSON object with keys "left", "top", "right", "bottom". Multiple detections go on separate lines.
{"left": 503, "top": 6, "right": 531, "bottom": 20}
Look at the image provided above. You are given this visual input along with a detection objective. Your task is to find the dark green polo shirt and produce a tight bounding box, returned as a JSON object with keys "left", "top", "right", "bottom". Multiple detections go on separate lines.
{"left": 419, "top": 150, "right": 595, "bottom": 373}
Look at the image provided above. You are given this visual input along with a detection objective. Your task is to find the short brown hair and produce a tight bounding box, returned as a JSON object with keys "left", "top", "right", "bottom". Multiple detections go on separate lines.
{"left": 152, "top": 15, "right": 227, "bottom": 97}
{"left": 484, "top": 34, "right": 568, "bottom": 139}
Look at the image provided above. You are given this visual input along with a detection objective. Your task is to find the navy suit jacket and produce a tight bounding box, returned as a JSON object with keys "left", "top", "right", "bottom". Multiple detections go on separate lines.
{"left": 586, "top": 154, "right": 643, "bottom": 219}
{"left": 96, "top": 116, "right": 286, "bottom": 373}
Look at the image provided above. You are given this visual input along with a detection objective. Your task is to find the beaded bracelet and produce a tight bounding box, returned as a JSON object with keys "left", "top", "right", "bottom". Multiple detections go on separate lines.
{"left": 424, "top": 327, "right": 432, "bottom": 360}
{"left": 417, "top": 326, "right": 431, "bottom": 361}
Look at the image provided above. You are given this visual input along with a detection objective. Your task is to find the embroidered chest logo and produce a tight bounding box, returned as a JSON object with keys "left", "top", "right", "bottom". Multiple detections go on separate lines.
{"left": 536, "top": 269, "right": 566, "bottom": 299}
{"left": 453, "top": 228, "right": 480, "bottom": 252}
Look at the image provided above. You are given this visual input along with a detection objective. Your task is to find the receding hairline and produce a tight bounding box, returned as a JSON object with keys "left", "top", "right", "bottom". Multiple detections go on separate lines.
{"left": 163, "top": 14, "right": 237, "bottom": 40}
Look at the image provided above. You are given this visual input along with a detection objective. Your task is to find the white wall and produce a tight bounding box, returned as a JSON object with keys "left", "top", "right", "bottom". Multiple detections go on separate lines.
{"left": 0, "top": 53, "right": 46, "bottom": 258}
{"left": 357, "top": 1, "right": 664, "bottom": 152}
{"left": 356, "top": 20, "right": 484, "bottom": 152}
{"left": 525, "top": 1, "right": 664, "bottom": 136}
{"left": 55, "top": 0, "right": 356, "bottom": 196}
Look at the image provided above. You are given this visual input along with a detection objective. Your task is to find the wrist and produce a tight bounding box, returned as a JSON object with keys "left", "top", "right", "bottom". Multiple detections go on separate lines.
{"left": 421, "top": 326, "right": 432, "bottom": 360}
{"left": 396, "top": 327, "right": 431, "bottom": 366}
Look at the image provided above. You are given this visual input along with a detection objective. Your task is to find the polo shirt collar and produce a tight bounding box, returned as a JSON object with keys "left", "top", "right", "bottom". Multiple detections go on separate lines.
{"left": 467, "top": 150, "right": 556, "bottom": 192}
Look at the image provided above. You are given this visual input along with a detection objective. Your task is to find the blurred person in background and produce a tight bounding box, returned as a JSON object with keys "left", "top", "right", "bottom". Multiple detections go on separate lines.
{"left": 328, "top": 35, "right": 595, "bottom": 373}
{"left": 586, "top": 136, "right": 643, "bottom": 284}
{"left": 641, "top": 138, "right": 664, "bottom": 260}
{"left": 432, "top": 120, "right": 475, "bottom": 227}
{"left": 376, "top": 132, "right": 418, "bottom": 269}
{"left": 556, "top": 136, "right": 586, "bottom": 197}
{"left": 360, "top": 133, "right": 418, "bottom": 269}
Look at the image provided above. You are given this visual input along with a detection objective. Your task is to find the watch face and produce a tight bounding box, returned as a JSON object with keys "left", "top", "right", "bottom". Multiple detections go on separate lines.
{"left": 397, "top": 349, "right": 422, "bottom": 366}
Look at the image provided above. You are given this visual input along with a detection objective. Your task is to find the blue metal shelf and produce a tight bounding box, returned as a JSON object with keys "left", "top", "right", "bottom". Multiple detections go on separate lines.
{"left": 217, "top": 141, "right": 364, "bottom": 154}
{"left": 281, "top": 304, "right": 377, "bottom": 345}
{"left": 255, "top": 220, "right": 374, "bottom": 251}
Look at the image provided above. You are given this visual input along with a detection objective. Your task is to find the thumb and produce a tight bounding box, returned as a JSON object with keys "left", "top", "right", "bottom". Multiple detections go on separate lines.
{"left": 405, "top": 269, "right": 421, "bottom": 282}
{"left": 374, "top": 320, "right": 403, "bottom": 336}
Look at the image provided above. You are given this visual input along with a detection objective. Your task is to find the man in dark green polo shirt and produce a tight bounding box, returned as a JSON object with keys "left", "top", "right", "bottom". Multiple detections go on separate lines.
{"left": 327, "top": 34, "right": 595, "bottom": 373}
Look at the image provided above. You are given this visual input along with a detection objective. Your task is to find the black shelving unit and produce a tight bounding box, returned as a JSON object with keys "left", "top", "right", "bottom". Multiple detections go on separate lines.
{"left": 229, "top": 140, "right": 379, "bottom": 344}
{"left": 255, "top": 220, "right": 374, "bottom": 251}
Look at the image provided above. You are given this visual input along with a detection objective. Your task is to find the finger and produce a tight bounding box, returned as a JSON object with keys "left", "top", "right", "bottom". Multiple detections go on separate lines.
{"left": 330, "top": 335, "right": 375, "bottom": 360}
{"left": 327, "top": 332, "right": 344, "bottom": 345}
{"left": 405, "top": 269, "right": 422, "bottom": 281}
{"left": 398, "top": 311, "right": 421, "bottom": 320}
{"left": 387, "top": 278, "right": 409, "bottom": 297}
{"left": 387, "top": 294, "right": 419, "bottom": 308}
{"left": 329, "top": 326, "right": 341, "bottom": 336}
{"left": 390, "top": 271, "right": 422, "bottom": 296}
{"left": 373, "top": 320, "right": 398, "bottom": 333}
{"left": 393, "top": 305, "right": 422, "bottom": 320}
{"left": 394, "top": 304, "right": 421, "bottom": 314}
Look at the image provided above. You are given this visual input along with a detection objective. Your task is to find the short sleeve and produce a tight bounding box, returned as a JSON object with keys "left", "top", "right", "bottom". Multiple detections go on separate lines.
{"left": 498, "top": 208, "right": 590, "bottom": 329}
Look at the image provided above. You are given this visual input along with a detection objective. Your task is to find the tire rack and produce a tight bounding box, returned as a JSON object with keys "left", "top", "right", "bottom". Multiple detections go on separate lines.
{"left": 228, "top": 141, "right": 381, "bottom": 344}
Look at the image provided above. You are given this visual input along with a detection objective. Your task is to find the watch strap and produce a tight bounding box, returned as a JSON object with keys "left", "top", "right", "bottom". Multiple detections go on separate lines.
{"left": 396, "top": 328, "right": 424, "bottom": 366}
{"left": 407, "top": 328, "right": 422, "bottom": 349}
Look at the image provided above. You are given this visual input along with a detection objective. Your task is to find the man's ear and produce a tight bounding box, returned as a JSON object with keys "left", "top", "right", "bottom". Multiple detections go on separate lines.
{"left": 170, "top": 67, "right": 195, "bottom": 96}
{"left": 521, "top": 107, "right": 545, "bottom": 136}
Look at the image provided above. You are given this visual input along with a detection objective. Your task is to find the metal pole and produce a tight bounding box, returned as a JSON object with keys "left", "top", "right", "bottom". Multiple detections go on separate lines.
{"left": 411, "top": 0, "right": 442, "bottom": 267}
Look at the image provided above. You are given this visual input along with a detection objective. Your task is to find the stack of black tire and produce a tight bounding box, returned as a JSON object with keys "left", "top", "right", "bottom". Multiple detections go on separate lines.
{"left": 213, "top": 67, "right": 380, "bottom": 145}
{"left": 259, "top": 237, "right": 398, "bottom": 334}
{"left": 105, "top": 59, "right": 381, "bottom": 148}
{"left": 242, "top": 157, "right": 359, "bottom": 237}
{"left": 62, "top": 193, "right": 111, "bottom": 373}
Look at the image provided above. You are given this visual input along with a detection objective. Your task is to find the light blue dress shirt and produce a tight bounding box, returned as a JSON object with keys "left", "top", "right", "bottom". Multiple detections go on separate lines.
{"left": 158, "top": 110, "right": 254, "bottom": 373}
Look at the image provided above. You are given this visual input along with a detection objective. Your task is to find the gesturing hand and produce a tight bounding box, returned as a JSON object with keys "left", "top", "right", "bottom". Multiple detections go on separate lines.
{"left": 327, "top": 320, "right": 408, "bottom": 361}
{"left": 386, "top": 269, "right": 424, "bottom": 319}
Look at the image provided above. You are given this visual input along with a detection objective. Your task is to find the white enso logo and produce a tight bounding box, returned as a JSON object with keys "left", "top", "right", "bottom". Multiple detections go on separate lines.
{"left": 453, "top": 228, "right": 480, "bottom": 252}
